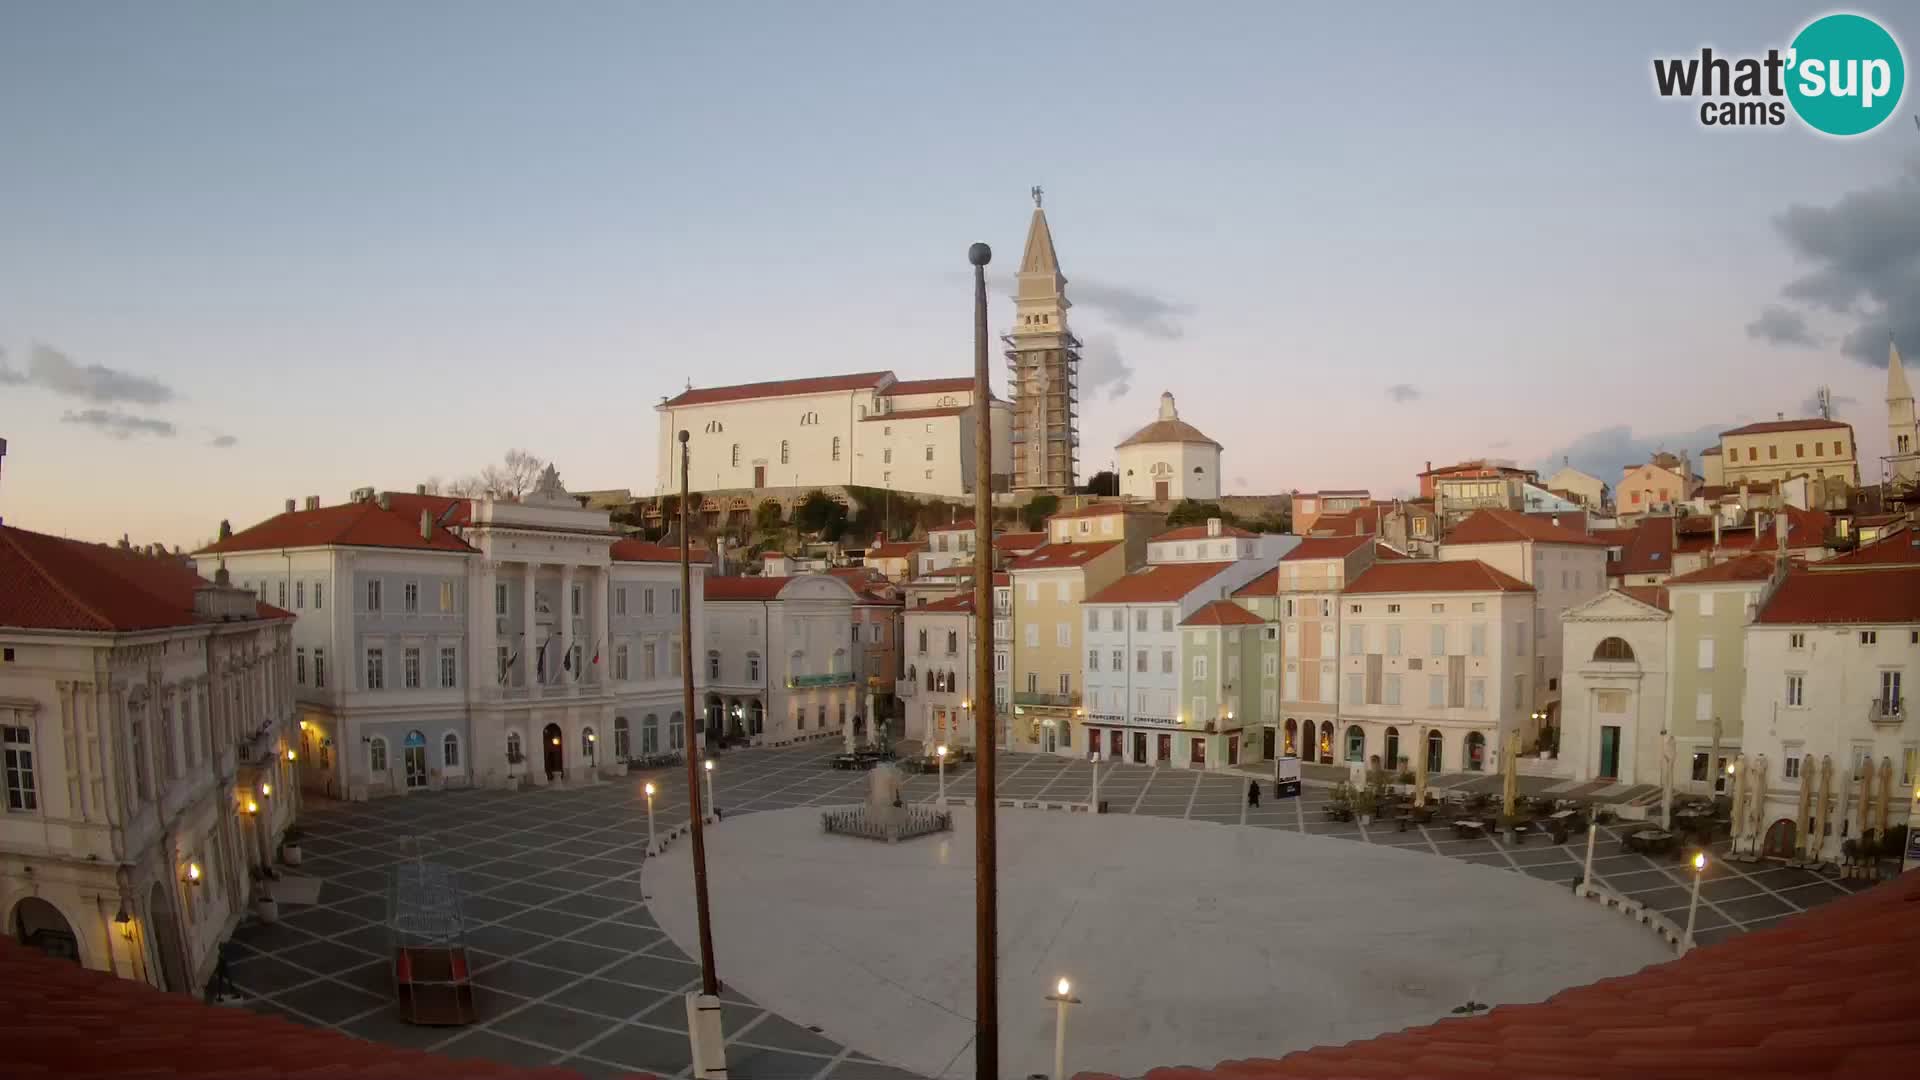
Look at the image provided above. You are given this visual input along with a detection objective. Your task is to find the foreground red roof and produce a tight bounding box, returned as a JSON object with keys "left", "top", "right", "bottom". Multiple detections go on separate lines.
{"left": 1618, "top": 584, "right": 1671, "bottom": 612}
{"left": 993, "top": 531, "right": 1047, "bottom": 552}
{"left": 1445, "top": 508, "right": 1607, "bottom": 547}
{"left": 658, "top": 371, "right": 889, "bottom": 408}
{"left": 1756, "top": 564, "right": 1920, "bottom": 625}
{"left": 1346, "top": 560, "right": 1533, "bottom": 594}
{"left": 1665, "top": 552, "right": 1779, "bottom": 585}
{"left": 919, "top": 593, "right": 977, "bottom": 613}
{"left": 197, "top": 500, "right": 474, "bottom": 555}
{"left": 1600, "top": 517, "right": 1675, "bottom": 577}
{"left": 1086, "top": 562, "right": 1235, "bottom": 604}
{"left": 866, "top": 541, "right": 923, "bottom": 559}
{"left": 1073, "top": 870, "right": 1920, "bottom": 1080}
{"left": 1817, "top": 528, "right": 1920, "bottom": 567}
{"left": 1232, "top": 567, "right": 1280, "bottom": 597}
{"left": 1, "top": 525, "right": 287, "bottom": 632}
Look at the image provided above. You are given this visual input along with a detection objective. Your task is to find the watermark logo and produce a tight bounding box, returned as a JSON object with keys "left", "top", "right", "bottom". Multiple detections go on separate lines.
{"left": 1653, "top": 12, "right": 1905, "bottom": 135}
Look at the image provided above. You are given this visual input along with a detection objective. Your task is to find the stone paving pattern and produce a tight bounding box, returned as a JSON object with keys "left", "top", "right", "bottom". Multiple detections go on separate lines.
{"left": 228, "top": 743, "right": 1884, "bottom": 1079}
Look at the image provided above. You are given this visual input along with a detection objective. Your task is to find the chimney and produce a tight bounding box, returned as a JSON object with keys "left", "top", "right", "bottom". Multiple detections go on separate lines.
{"left": 416, "top": 483, "right": 427, "bottom": 495}
{"left": 285, "top": 498, "right": 296, "bottom": 513}
{"left": 305, "top": 495, "right": 320, "bottom": 511}
{"left": 1753, "top": 512, "right": 1763, "bottom": 542}
{"left": 1712, "top": 515, "right": 1721, "bottom": 548}
{"left": 1206, "top": 517, "right": 1222, "bottom": 537}
{"left": 377, "top": 493, "right": 391, "bottom": 511}
{"left": 420, "top": 509, "right": 432, "bottom": 540}
{"left": 214, "top": 566, "right": 230, "bottom": 587}
{"left": 1775, "top": 506, "right": 1789, "bottom": 549}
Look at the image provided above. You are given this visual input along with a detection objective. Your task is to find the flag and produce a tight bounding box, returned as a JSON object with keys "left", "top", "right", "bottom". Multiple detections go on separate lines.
{"left": 591, "top": 638, "right": 601, "bottom": 665}
{"left": 499, "top": 649, "right": 519, "bottom": 686}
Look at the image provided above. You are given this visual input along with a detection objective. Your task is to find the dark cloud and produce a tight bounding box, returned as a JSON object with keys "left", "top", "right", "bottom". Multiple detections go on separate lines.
{"left": 1537, "top": 422, "right": 1728, "bottom": 482}
{"left": 208, "top": 433, "right": 239, "bottom": 448}
{"left": 1069, "top": 279, "right": 1190, "bottom": 340}
{"left": 1385, "top": 384, "right": 1421, "bottom": 404}
{"left": 1745, "top": 305, "right": 1822, "bottom": 348}
{"left": 1756, "top": 162, "right": 1920, "bottom": 367}
{"left": 1078, "top": 333, "right": 1135, "bottom": 401}
{"left": 60, "top": 409, "right": 177, "bottom": 439}
{"left": 28, "top": 343, "right": 176, "bottom": 404}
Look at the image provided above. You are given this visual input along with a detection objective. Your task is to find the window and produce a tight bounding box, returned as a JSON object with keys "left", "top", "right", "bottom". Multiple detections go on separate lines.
{"left": 1059, "top": 673, "right": 1072, "bottom": 695}
{"left": 1264, "top": 653, "right": 1278, "bottom": 677}
{"left": 925, "top": 445, "right": 934, "bottom": 462}
{"left": 707, "top": 651, "right": 721, "bottom": 680}
{"left": 1699, "top": 591, "right": 1713, "bottom": 616}
{"left": 369, "top": 737, "right": 387, "bottom": 773}
{"left": 1386, "top": 626, "right": 1401, "bottom": 656}
{"left": 443, "top": 733, "right": 461, "bottom": 768}
{"left": 571, "top": 585, "right": 582, "bottom": 616}
{"left": 1515, "top": 623, "right": 1526, "bottom": 655}
{"left": 747, "top": 652, "right": 761, "bottom": 682}
{"left": 496, "top": 644, "right": 510, "bottom": 683}
{"left": 277, "top": 581, "right": 287, "bottom": 608}
{"left": 4, "top": 724, "right": 36, "bottom": 811}
{"left": 1696, "top": 689, "right": 1713, "bottom": 722}
{"left": 366, "top": 648, "right": 386, "bottom": 690}
{"left": 1087, "top": 649, "right": 1100, "bottom": 672}
{"left": 1346, "top": 672, "right": 1364, "bottom": 703}
{"left": 1161, "top": 649, "right": 1173, "bottom": 674}
{"left": 1193, "top": 656, "right": 1208, "bottom": 679}
{"left": 615, "top": 588, "right": 628, "bottom": 616}
{"left": 1786, "top": 673, "right": 1805, "bottom": 708}
{"left": 1697, "top": 638, "right": 1715, "bottom": 670}
{"left": 1345, "top": 725, "right": 1365, "bottom": 763}
{"left": 1470, "top": 624, "right": 1486, "bottom": 657}
{"left": 780, "top": 440, "right": 790, "bottom": 464}
{"left": 1784, "top": 752, "right": 1801, "bottom": 780}
{"left": 439, "top": 581, "right": 455, "bottom": 612}
{"left": 1768, "top": 445, "right": 1777, "bottom": 460}
{"left": 439, "top": 646, "right": 457, "bottom": 688}
{"left": 1860, "top": 630, "right": 1878, "bottom": 645}
{"left": 615, "top": 644, "right": 631, "bottom": 680}
{"left": 1469, "top": 678, "right": 1486, "bottom": 709}
{"left": 1087, "top": 609, "right": 1099, "bottom": 631}
{"left": 1107, "top": 610, "right": 1122, "bottom": 631}
{"left": 669, "top": 712, "right": 685, "bottom": 750}
{"left": 404, "top": 647, "right": 421, "bottom": 688}
{"left": 1387, "top": 604, "right": 1401, "bottom": 614}
{"left": 947, "top": 631, "right": 959, "bottom": 655}
{"left": 314, "top": 648, "right": 326, "bottom": 688}
{"left": 831, "top": 436, "right": 841, "bottom": 461}
{"left": 1880, "top": 670, "right": 1903, "bottom": 712}
{"left": 1786, "top": 631, "right": 1805, "bottom": 650}
{"left": 403, "top": 581, "right": 419, "bottom": 613}
{"left": 366, "top": 579, "right": 383, "bottom": 611}
{"left": 883, "top": 448, "right": 892, "bottom": 464}
{"left": 1428, "top": 674, "right": 1445, "bottom": 707}
{"left": 1350, "top": 604, "right": 1362, "bottom": 614}
{"left": 495, "top": 583, "right": 508, "bottom": 615}
{"left": 295, "top": 581, "right": 305, "bottom": 609}
{"left": 1161, "top": 609, "right": 1174, "bottom": 632}
{"left": 296, "top": 647, "right": 308, "bottom": 685}
{"left": 1025, "top": 625, "right": 1038, "bottom": 647}
{"left": 671, "top": 587, "right": 681, "bottom": 614}
{"left": 1430, "top": 625, "right": 1445, "bottom": 655}
{"left": 1136, "top": 610, "right": 1149, "bottom": 632}
{"left": 1593, "top": 637, "right": 1634, "bottom": 661}
{"left": 1384, "top": 674, "right": 1401, "bottom": 705}
{"left": 1055, "top": 624, "right": 1070, "bottom": 647}
{"left": 1470, "top": 602, "right": 1485, "bottom": 613}
{"left": 731, "top": 444, "right": 741, "bottom": 467}
{"left": 1283, "top": 662, "right": 1299, "bottom": 699}
{"left": 1347, "top": 626, "right": 1364, "bottom": 654}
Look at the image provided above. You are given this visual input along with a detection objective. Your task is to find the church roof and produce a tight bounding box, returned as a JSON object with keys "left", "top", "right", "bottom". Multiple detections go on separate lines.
{"left": 1890, "top": 336, "right": 1912, "bottom": 403}
{"left": 1118, "top": 417, "right": 1220, "bottom": 449}
{"left": 659, "top": 371, "right": 891, "bottom": 408}
{"left": 1020, "top": 206, "right": 1061, "bottom": 276}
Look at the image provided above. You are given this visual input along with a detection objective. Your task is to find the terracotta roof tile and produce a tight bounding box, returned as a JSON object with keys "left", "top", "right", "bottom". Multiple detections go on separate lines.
{"left": 1046, "top": 500, "right": 1155, "bottom": 521}
{"left": 1665, "top": 552, "right": 1779, "bottom": 585}
{"left": 993, "top": 531, "right": 1047, "bottom": 551}
{"left": 866, "top": 541, "right": 923, "bottom": 559}
{"left": 1232, "top": 567, "right": 1279, "bottom": 597}
{"left": 1818, "top": 529, "right": 1920, "bottom": 566}
{"left": 1418, "top": 459, "right": 1534, "bottom": 478}
{"left": 1117, "top": 416, "right": 1220, "bottom": 449}
{"left": 1278, "top": 535, "right": 1373, "bottom": 561}
{"left": 197, "top": 500, "right": 475, "bottom": 556}
{"left": 1601, "top": 518, "right": 1674, "bottom": 576}
{"left": 1086, "top": 562, "right": 1236, "bottom": 604}
{"left": 1345, "top": 560, "right": 1533, "bottom": 594}
{"left": 880, "top": 377, "right": 976, "bottom": 396}
{"left": 704, "top": 576, "right": 790, "bottom": 601}
{"left": 1008, "top": 541, "right": 1122, "bottom": 570}
{"left": 609, "top": 539, "right": 691, "bottom": 563}
{"left": 1181, "top": 599, "right": 1264, "bottom": 626}
{"left": 1444, "top": 509, "right": 1608, "bottom": 547}
{"left": 929, "top": 519, "right": 977, "bottom": 532}
{"left": 1618, "top": 585, "right": 1671, "bottom": 612}
{"left": 919, "top": 594, "right": 976, "bottom": 613}
{"left": 1756, "top": 563, "right": 1920, "bottom": 624}
{"left": 659, "top": 371, "right": 890, "bottom": 408}
{"left": 1, "top": 525, "right": 287, "bottom": 632}
{"left": 1720, "top": 417, "right": 1851, "bottom": 436}
{"left": 1151, "top": 523, "right": 1255, "bottom": 542}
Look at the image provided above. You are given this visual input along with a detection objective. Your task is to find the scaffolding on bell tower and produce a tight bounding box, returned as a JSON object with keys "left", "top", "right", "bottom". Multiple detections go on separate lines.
{"left": 1003, "top": 191, "right": 1080, "bottom": 494}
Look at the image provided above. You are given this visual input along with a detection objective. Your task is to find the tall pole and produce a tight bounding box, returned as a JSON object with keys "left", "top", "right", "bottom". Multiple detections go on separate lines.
{"left": 679, "top": 430, "right": 719, "bottom": 997}
{"left": 968, "top": 240, "right": 999, "bottom": 1080}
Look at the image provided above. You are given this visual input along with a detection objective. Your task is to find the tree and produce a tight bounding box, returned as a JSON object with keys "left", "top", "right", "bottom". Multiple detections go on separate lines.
{"left": 1021, "top": 494, "right": 1060, "bottom": 531}
{"left": 1080, "top": 470, "right": 1119, "bottom": 497}
{"left": 754, "top": 499, "right": 785, "bottom": 533}
{"left": 1165, "top": 500, "right": 1237, "bottom": 529}
{"left": 481, "top": 449, "right": 546, "bottom": 499}
{"left": 793, "top": 490, "right": 848, "bottom": 539}
{"left": 218, "top": 519, "right": 233, "bottom": 541}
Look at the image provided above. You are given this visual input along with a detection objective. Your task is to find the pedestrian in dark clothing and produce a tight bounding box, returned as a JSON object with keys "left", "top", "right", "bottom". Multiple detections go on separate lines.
{"left": 1248, "top": 779, "right": 1261, "bottom": 808}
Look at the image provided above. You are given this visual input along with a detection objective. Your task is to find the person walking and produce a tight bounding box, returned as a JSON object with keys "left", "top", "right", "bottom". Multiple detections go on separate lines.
{"left": 1248, "top": 779, "right": 1261, "bottom": 808}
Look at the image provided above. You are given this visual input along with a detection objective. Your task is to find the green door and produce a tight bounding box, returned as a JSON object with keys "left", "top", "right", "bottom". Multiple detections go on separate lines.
{"left": 1599, "top": 725, "right": 1621, "bottom": 780}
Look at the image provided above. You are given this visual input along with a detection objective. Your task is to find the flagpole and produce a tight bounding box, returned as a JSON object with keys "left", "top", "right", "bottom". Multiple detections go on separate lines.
{"left": 679, "top": 429, "right": 720, "bottom": 997}
{"left": 967, "top": 239, "right": 999, "bottom": 1080}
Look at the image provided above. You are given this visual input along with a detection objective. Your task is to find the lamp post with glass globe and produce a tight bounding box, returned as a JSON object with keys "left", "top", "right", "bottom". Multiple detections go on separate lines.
{"left": 1046, "top": 976, "right": 1081, "bottom": 1080}
{"left": 936, "top": 744, "right": 949, "bottom": 810}
{"left": 703, "top": 758, "right": 716, "bottom": 822}
{"left": 1684, "top": 850, "right": 1708, "bottom": 951}
{"left": 644, "top": 781, "right": 657, "bottom": 854}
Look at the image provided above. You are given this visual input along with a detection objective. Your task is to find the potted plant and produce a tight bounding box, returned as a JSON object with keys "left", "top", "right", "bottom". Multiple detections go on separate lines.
{"left": 1498, "top": 813, "right": 1528, "bottom": 845}
{"left": 251, "top": 867, "right": 279, "bottom": 924}
{"left": 1354, "top": 786, "right": 1379, "bottom": 826}
{"left": 280, "top": 827, "right": 304, "bottom": 867}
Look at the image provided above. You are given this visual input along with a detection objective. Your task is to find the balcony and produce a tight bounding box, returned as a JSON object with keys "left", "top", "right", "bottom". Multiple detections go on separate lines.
{"left": 1867, "top": 697, "right": 1905, "bottom": 727}
{"left": 1013, "top": 690, "right": 1081, "bottom": 709}
{"left": 787, "top": 671, "right": 856, "bottom": 689}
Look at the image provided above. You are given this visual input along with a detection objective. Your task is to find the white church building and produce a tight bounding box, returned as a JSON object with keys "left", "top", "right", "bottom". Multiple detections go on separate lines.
{"left": 1117, "top": 392, "right": 1223, "bottom": 504}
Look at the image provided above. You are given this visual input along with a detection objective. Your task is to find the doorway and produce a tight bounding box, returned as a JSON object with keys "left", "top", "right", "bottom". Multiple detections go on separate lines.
{"left": 1156, "top": 733, "right": 1172, "bottom": 764}
{"left": 403, "top": 730, "right": 428, "bottom": 790}
{"left": 1762, "top": 818, "right": 1797, "bottom": 859}
{"left": 1384, "top": 727, "right": 1400, "bottom": 773}
{"left": 1154, "top": 480, "right": 1169, "bottom": 502}
{"left": 1109, "top": 730, "right": 1122, "bottom": 759}
{"left": 1262, "top": 726, "right": 1276, "bottom": 760}
{"left": 1599, "top": 725, "right": 1621, "bottom": 780}
{"left": 1425, "top": 730, "right": 1443, "bottom": 774}
{"left": 145, "top": 883, "right": 186, "bottom": 990}
{"left": 1042, "top": 722, "right": 1058, "bottom": 754}
{"left": 1226, "top": 734, "right": 1239, "bottom": 766}
{"left": 11, "top": 896, "right": 80, "bottom": 967}
{"left": 1087, "top": 727, "right": 1101, "bottom": 759}
{"left": 541, "top": 723, "right": 563, "bottom": 781}
{"left": 753, "top": 465, "right": 766, "bottom": 487}
{"left": 1132, "top": 732, "right": 1147, "bottom": 764}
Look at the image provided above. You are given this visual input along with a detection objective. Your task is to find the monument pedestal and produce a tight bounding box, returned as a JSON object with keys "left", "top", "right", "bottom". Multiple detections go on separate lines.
{"left": 686, "top": 991, "right": 729, "bottom": 1078}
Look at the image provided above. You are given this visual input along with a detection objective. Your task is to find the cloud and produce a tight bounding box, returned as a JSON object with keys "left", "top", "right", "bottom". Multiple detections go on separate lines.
{"left": 1754, "top": 162, "right": 1920, "bottom": 366}
{"left": 1385, "top": 383, "right": 1421, "bottom": 403}
{"left": 26, "top": 343, "right": 176, "bottom": 404}
{"left": 1069, "top": 279, "right": 1190, "bottom": 340}
{"left": 1488, "top": 439, "right": 1512, "bottom": 450}
{"left": 208, "top": 433, "right": 239, "bottom": 448}
{"left": 1078, "top": 333, "right": 1135, "bottom": 401}
{"left": 1745, "top": 305, "right": 1821, "bottom": 348}
{"left": 1537, "top": 422, "right": 1728, "bottom": 482}
{"left": 0, "top": 348, "right": 26, "bottom": 385}
{"left": 60, "top": 409, "right": 177, "bottom": 439}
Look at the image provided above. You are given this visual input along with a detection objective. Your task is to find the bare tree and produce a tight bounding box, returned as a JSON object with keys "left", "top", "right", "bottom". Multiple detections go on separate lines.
{"left": 481, "top": 449, "right": 546, "bottom": 499}
{"left": 445, "top": 475, "right": 488, "bottom": 497}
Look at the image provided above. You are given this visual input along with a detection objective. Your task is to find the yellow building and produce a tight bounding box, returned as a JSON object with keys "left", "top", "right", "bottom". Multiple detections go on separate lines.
{"left": 1006, "top": 540, "right": 1127, "bottom": 755}
{"left": 1716, "top": 417, "right": 1857, "bottom": 500}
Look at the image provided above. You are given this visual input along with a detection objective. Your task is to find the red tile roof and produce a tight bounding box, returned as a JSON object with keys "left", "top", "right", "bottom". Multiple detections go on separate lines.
{"left": 1046, "top": 500, "right": 1152, "bottom": 521}
{"left": 880, "top": 377, "right": 976, "bottom": 396}
{"left": 609, "top": 539, "right": 690, "bottom": 563}
{"left": 1305, "top": 504, "right": 1384, "bottom": 537}
{"left": 1618, "top": 585, "right": 1671, "bottom": 612}
{"left": 197, "top": 500, "right": 475, "bottom": 555}
{"left": 1417, "top": 459, "right": 1534, "bottom": 478}
{"left": 1345, "top": 560, "right": 1533, "bottom": 595}
{"left": 1673, "top": 507, "right": 1831, "bottom": 556}
{"left": 1278, "top": 534, "right": 1373, "bottom": 561}
{"left": 1086, "top": 562, "right": 1236, "bottom": 604}
{"left": 1151, "top": 523, "right": 1256, "bottom": 542}
{"left": 866, "top": 541, "right": 923, "bottom": 560}
{"left": 1601, "top": 518, "right": 1675, "bottom": 577}
{"left": 658, "top": 371, "right": 889, "bottom": 408}
{"left": 929, "top": 519, "right": 977, "bottom": 532}
{"left": 1665, "top": 552, "right": 1780, "bottom": 585}
{"left": 1181, "top": 599, "right": 1265, "bottom": 627}
{"left": 1817, "top": 529, "right": 1920, "bottom": 566}
{"left": 1445, "top": 509, "right": 1608, "bottom": 547}
{"left": 919, "top": 593, "right": 977, "bottom": 613}
{"left": 704, "top": 576, "right": 791, "bottom": 601}
{"left": 1232, "top": 567, "right": 1280, "bottom": 597}
{"left": 1373, "top": 543, "right": 1412, "bottom": 560}
{"left": 860, "top": 405, "right": 972, "bottom": 421}
{"left": 1008, "top": 541, "right": 1123, "bottom": 571}
{"left": 2, "top": 525, "right": 290, "bottom": 633}
{"left": 378, "top": 490, "right": 474, "bottom": 527}
{"left": 1699, "top": 445, "right": 1721, "bottom": 455}
{"left": 1756, "top": 564, "right": 1920, "bottom": 624}
{"left": 1073, "top": 870, "right": 1920, "bottom": 1080}
{"left": 0, "top": 938, "right": 638, "bottom": 1080}
{"left": 1720, "top": 416, "right": 1851, "bottom": 436}
{"left": 1116, "top": 416, "right": 1220, "bottom": 449}
{"left": 993, "top": 531, "right": 1047, "bottom": 551}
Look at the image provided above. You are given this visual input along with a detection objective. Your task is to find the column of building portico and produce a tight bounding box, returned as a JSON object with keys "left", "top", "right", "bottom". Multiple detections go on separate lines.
{"left": 475, "top": 561, "right": 499, "bottom": 694}
{"left": 522, "top": 561, "right": 539, "bottom": 690}
{"left": 593, "top": 566, "right": 611, "bottom": 688}
{"left": 560, "top": 566, "right": 576, "bottom": 688}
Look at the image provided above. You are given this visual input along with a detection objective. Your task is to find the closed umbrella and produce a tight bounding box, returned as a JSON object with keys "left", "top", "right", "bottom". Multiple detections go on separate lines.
{"left": 1795, "top": 753, "right": 1813, "bottom": 860}
{"left": 1812, "top": 756, "right": 1833, "bottom": 863}
{"left": 1412, "top": 725, "right": 1428, "bottom": 811}
{"left": 1502, "top": 730, "right": 1520, "bottom": 818}
{"left": 1858, "top": 757, "right": 1874, "bottom": 844}
{"left": 1727, "top": 754, "right": 1746, "bottom": 850}
{"left": 1749, "top": 755, "right": 1769, "bottom": 855}
{"left": 1877, "top": 757, "right": 1894, "bottom": 837}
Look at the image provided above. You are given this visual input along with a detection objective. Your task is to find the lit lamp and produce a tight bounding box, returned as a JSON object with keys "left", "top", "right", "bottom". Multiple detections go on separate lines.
{"left": 703, "top": 758, "right": 716, "bottom": 818}
{"left": 243, "top": 798, "right": 259, "bottom": 815}
{"left": 298, "top": 719, "right": 309, "bottom": 731}
{"left": 1046, "top": 976, "right": 1082, "bottom": 1080}
{"left": 185, "top": 862, "right": 203, "bottom": 886}
{"left": 259, "top": 782, "right": 271, "bottom": 798}
{"left": 114, "top": 905, "right": 133, "bottom": 943}
{"left": 1684, "top": 851, "right": 1707, "bottom": 951}
{"left": 935, "top": 744, "right": 949, "bottom": 810}
{"left": 643, "top": 781, "right": 657, "bottom": 853}
{"left": 285, "top": 748, "right": 297, "bottom": 763}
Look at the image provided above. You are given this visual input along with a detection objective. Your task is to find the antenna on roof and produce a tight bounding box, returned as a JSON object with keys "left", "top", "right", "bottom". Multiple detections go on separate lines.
{"left": 1815, "top": 386, "right": 1832, "bottom": 420}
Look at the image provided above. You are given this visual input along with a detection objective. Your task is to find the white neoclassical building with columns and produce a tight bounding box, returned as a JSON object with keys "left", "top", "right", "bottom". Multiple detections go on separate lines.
{"left": 198, "top": 468, "right": 707, "bottom": 801}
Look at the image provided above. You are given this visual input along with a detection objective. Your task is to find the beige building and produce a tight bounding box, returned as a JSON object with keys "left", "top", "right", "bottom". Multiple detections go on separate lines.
{"left": 1663, "top": 552, "right": 1781, "bottom": 794}
{"left": 1618, "top": 461, "right": 1691, "bottom": 519}
{"left": 1558, "top": 586, "right": 1672, "bottom": 786}
{"left": 1545, "top": 464, "right": 1609, "bottom": 510}
{"left": 1715, "top": 417, "right": 1857, "bottom": 502}
{"left": 1007, "top": 539, "right": 1128, "bottom": 755}
{"left": 1237, "top": 534, "right": 1379, "bottom": 763}
{"left": 901, "top": 594, "right": 981, "bottom": 749}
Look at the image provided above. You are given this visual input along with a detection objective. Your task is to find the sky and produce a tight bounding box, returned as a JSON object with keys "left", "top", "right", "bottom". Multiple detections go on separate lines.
{"left": 1, "top": 1, "right": 1915, "bottom": 548}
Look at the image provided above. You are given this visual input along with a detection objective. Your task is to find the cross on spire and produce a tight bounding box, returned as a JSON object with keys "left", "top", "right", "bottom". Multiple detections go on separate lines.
{"left": 1030, "top": 185, "right": 1044, "bottom": 208}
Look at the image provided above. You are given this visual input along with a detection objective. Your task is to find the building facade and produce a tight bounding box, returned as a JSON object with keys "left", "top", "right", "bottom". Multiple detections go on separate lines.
{"left": 703, "top": 574, "right": 860, "bottom": 745}
{"left": 1116, "top": 393, "right": 1223, "bottom": 504}
{"left": 1715, "top": 418, "right": 1857, "bottom": 496}
{"left": 1885, "top": 339, "right": 1918, "bottom": 498}
{"left": 1661, "top": 553, "right": 1778, "bottom": 794}
{"left": 902, "top": 595, "right": 978, "bottom": 748}
{"left": 1559, "top": 587, "right": 1672, "bottom": 786}
{"left": 2, "top": 526, "right": 295, "bottom": 997}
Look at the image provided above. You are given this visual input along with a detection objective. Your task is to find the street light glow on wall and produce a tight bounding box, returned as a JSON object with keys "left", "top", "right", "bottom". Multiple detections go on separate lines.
{"left": 185, "top": 862, "right": 203, "bottom": 885}
{"left": 285, "top": 748, "right": 297, "bottom": 762}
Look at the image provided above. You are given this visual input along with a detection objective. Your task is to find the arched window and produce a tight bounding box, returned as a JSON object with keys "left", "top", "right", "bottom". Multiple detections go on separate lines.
{"left": 780, "top": 440, "right": 790, "bottom": 464}
{"left": 1426, "top": 729, "right": 1444, "bottom": 773}
{"left": 1318, "top": 721, "right": 1334, "bottom": 763}
{"left": 668, "top": 711, "right": 685, "bottom": 750}
{"left": 926, "top": 667, "right": 935, "bottom": 692}
{"left": 582, "top": 727, "right": 597, "bottom": 758}
{"left": 907, "top": 663, "right": 917, "bottom": 685}
{"left": 614, "top": 715, "right": 631, "bottom": 759}
{"left": 1283, "top": 718, "right": 1297, "bottom": 756}
{"left": 1345, "top": 724, "right": 1366, "bottom": 763}
{"left": 937, "top": 395, "right": 958, "bottom": 407}
{"left": 1593, "top": 637, "right": 1636, "bottom": 661}
{"left": 750, "top": 699, "right": 765, "bottom": 734}
{"left": 442, "top": 732, "right": 461, "bottom": 768}
{"left": 369, "top": 736, "right": 388, "bottom": 773}
{"left": 642, "top": 714, "right": 659, "bottom": 754}
{"left": 730, "top": 444, "right": 741, "bottom": 467}
{"left": 747, "top": 652, "right": 762, "bottom": 682}
{"left": 1465, "top": 731, "right": 1487, "bottom": 772}
{"left": 506, "top": 731, "right": 523, "bottom": 763}
{"left": 705, "top": 419, "right": 723, "bottom": 433}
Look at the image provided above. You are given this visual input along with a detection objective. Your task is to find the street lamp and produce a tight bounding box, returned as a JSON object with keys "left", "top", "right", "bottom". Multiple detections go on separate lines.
{"left": 1046, "top": 976, "right": 1081, "bottom": 1080}
{"left": 703, "top": 758, "right": 716, "bottom": 820}
{"left": 1684, "top": 851, "right": 1707, "bottom": 951}
{"left": 936, "top": 744, "right": 949, "bottom": 810}
{"left": 644, "top": 781, "right": 657, "bottom": 854}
